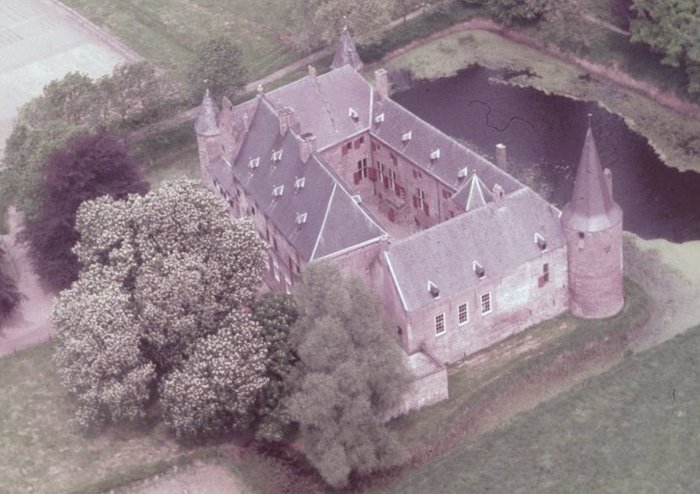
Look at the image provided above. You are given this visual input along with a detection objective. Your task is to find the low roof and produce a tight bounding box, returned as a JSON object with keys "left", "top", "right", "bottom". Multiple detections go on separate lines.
{"left": 385, "top": 188, "right": 565, "bottom": 311}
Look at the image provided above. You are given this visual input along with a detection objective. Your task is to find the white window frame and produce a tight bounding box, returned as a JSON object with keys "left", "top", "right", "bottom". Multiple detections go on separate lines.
{"left": 458, "top": 302, "right": 469, "bottom": 325}
{"left": 480, "top": 292, "right": 492, "bottom": 315}
{"left": 435, "top": 313, "right": 446, "bottom": 336}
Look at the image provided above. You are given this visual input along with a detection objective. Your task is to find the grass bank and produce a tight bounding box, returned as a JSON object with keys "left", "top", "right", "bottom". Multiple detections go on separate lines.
{"left": 132, "top": 120, "right": 200, "bottom": 186}
{"left": 383, "top": 319, "right": 700, "bottom": 493}
{"left": 0, "top": 342, "right": 193, "bottom": 493}
{"left": 386, "top": 29, "right": 700, "bottom": 174}
{"left": 388, "top": 279, "right": 651, "bottom": 460}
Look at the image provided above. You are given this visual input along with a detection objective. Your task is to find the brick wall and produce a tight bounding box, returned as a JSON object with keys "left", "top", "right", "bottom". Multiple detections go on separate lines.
{"left": 406, "top": 246, "right": 569, "bottom": 364}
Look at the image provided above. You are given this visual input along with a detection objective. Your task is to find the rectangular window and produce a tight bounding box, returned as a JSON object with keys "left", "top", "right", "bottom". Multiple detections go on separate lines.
{"left": 443, "top": 189, "right": 451, "bottom": 200}
{"left": 481, "top": 293, "right": 492, "bottom": 315}
{"left": 435, "top": 313, "right": 446, "bottom": 335}
{"left": 388, "top": 169, "right": 397, "bottom": 192}
{"left": 357, "top": 158, "right": 368, "bottom": 178}
{"left": 538, "top": 263, "right": 550, "bottom": 287}
{"left": 458, "top": 303, "right": 469, "bottom": 325}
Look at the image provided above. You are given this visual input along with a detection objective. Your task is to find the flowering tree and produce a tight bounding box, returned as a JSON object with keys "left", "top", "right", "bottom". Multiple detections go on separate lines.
{"left": 53, "top": 179, "right": 267, "bottom": 434}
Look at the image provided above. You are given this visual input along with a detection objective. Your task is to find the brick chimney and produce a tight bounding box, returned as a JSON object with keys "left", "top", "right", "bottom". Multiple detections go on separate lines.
{"left": 492, "top": 184, "right": 505, "bottom": 205}
{"left": 495, "top": 143, "right": 508, "bottom": 170}
{"left": 299, "top": 132, "right": 316, "bottom": 163}
{"left": 604, "top": 168, "right": 613, "bottom": 196}
{"left": 375, "top": 68, "right": 389, "bottom": 100}
{"left": 278, "top": 107, "right": 297, "bottom": 135}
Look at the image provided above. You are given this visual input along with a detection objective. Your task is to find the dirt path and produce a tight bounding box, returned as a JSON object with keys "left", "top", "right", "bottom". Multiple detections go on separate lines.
{"left": 120, "top": 463, "right": 242, "bottom": 494}
{"left": 0, "top": 208, "right": 56, "bottom": 357}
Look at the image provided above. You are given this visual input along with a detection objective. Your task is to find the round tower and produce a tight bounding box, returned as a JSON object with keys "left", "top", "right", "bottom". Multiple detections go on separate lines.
{"left": 194, "top": 88, "right": 221, "bottom": 187}
{"left": 561, "top": 121, "right": 624, "bottom": 318}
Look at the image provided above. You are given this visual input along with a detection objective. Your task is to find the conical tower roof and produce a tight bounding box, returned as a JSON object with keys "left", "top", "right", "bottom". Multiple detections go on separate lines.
{"left": 330, "top": 25, "right": 364, "bottom": 72}
{"left": 194, "top": 89, "right": 220, "bottom": 137}
{"left": 562, "top": 123, "right": 622, "bottom": 232}
{"left": 452, "top": 172, "right": 493, "bottom": 211}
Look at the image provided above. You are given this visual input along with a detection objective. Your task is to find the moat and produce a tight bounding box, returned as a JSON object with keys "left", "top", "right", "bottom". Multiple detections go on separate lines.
{"left": 393, "top": 66, "right": 700, "bottom": 242}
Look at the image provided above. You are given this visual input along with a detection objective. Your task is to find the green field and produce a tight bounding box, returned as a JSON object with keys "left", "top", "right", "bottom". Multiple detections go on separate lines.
{"left": 381, "top": 321, "right": 700, "bottom": 493}
{"left": 63, "top": 0, "right": 304, "bottom": 81}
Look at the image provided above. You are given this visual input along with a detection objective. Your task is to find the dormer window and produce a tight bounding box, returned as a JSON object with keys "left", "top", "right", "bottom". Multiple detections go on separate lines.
{"left": 427, "top": 281, "right": 440, "bottom": 298}
{"left": 473, "top": 261, "right": 485, "bottom": 278}
{"left": 272, "top": 185, "right": 284, "bottom": 198}
{"left": 430, "top": 148, "right": 441, "bottom": 161}
{"left": 401, "top": 131, "right": 412, "bottom": 143}
{"left": 348, "top": 107, "right": 359, "bottom": 121}
{"left": 294, "top": 177, "right": 306, "bottom": 190}
{"left": 295, "top": 212, "right": 308, "bottom": 225}
{"left": 248, "top": 157, "right": 260, "bottom": 169}
{"left": 271, "top": 149, "right": 283, "bottom": 162}
{"left": 535, "top": 233, "right": 547, "bottom": 251}
{"left": 375, "top": 113, "right": 385, "bottom": 124}
{"left": 458, "top": 167, "right": 468, "bottom": 179}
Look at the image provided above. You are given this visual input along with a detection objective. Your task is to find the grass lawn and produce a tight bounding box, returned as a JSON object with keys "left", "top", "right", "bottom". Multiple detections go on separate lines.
{"left": 387, "top": 29, "right": 700, "bottom": 174}
{"left": 382, "top": 320, "right": 700, "bottom": 494}
{"left": 132, "top": 120, "right": 200, "bottom": 186}
{"left": 0, "top": 342, "right": 206, "bottom": 494}
{"left": 62, "top": 0, "right": 304, "bottom": 81}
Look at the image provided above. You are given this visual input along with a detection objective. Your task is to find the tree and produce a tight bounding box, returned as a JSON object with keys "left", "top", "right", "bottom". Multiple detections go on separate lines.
{"left": 466, "top": 0, "right": 551, "bottom": 25}
{"left": 294, "top": 0, "right": 393, "bottom": 46}
{"left": 53, "top": 179, "right": 267, "bottom": 434}
{"left": 0, "top": 62, "right": 176, "bottom": 230}
{"left": 21, "top": 131, "right": 148, "bottom": 291}
{"left": 160, "top": 313, "right": 269, "bottom": 438}
{"left": 0, "top": 247, "right": 21, "bottom": 326}
{"left": 630, "top": 0, "right": 700, "bottom": 94}
{"left": 186, "top": 37, "right": 247, "bottom": 99}
{"left": 285, "top": 264, "right": 410, "bottom": 488}
{"left": 252, "top": 293, "right": 299, "bottom": 441}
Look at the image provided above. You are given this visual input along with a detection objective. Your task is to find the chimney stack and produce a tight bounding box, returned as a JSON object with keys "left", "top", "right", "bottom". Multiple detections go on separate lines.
{"left": 493, "top": 184, "right": 505, "bottom": 205}
{"left": 308, "top": 65, "right": 317, "bottom": 80}
{"left": 495, "top": 143, "right": 508, "bottom": 170}
{"left": 375, "top": 68, "right": 389, "bottom": 100}
{"left": 278, "top": 107, "right": 297, "bottom": 135}
{"left": 299, "top": 132, "right": 316, "bottom": 163}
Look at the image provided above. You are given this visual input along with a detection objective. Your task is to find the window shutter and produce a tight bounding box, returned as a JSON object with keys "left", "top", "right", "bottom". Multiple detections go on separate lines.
{"left": 412, "top": 195, "right": 419, "bottom": 208}
{"left": 424, "top": 202, "right": 430, "bottom": 216}
{"left": 353, "top": 171, "right": 361, "bottom": 184}
{"left": 383, "top": 176, "right": 389, "bottom": 189}
{"left": 368, "top": 167, "right": 377, "bottom": 181}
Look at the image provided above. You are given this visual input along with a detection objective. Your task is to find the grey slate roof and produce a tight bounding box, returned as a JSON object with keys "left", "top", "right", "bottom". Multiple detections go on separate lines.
{"left": 452, "top": 173, "right": 493, "bottom": 211}
{"left": 219, "top": 98, "right": 385, "bottom": 263}
{"left": 330, "top": 26, "right": 364, "bottom": 72}
{"left": 195, "top": 89, "right": 220, "bottom": 137}
{"left": 371, "top": 96, "right": 521, "bottom": 194}
{"left": 562, "top": 125, "right": 622, "bottom": 232}
{"left": 385, "top": 188, "right": 565, "bottom": 311}
{"left": 266, "top": 65, "right": 371, "bottom": 151}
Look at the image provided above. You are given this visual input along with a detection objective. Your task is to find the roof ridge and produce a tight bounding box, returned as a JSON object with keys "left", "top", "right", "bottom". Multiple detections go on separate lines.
{"left": 310, "top": 182, "right": 337, "bottom": 261}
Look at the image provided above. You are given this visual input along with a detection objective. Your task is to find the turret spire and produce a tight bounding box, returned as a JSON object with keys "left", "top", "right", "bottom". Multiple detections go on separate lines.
{"left": 561, "top": 121, "right": 621, "bottom": 232}
{"left": 194, "top": 88, "right": 220, "bottom": 137}
{"left": 330, "top": 24, "right": 364, "bottom": 72}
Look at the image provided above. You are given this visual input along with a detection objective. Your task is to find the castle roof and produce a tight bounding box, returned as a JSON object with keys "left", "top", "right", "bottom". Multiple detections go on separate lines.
{"left": 562, "top": 124, "right": 622, "bottom": 232}
{"left": 216, "top": 98, "right": 385, "bottom": 263}
{"left": 330, "top": 25, "right": 364, "bottom": 72}
{"left": 452, "top": 172, "right": 493, "bottom": 211}
{"left": 385, "top": 188, "right": 564, "bottom": 311}
{"left": 194, "top": 89, "right": 220, "bottom": 137}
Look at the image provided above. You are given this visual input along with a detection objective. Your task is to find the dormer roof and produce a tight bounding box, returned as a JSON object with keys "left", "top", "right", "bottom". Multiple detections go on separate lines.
{"left": 330, "top": 25, "right": 364, "bottom": 72}
{"left": 562, "top": 123, "right": 622, "bottom": 232}
{"left": 194, "top": 89, "right": 220, "bottom": 137}
{"left": 452, "top": 173, "right": 493, "bottom": 211}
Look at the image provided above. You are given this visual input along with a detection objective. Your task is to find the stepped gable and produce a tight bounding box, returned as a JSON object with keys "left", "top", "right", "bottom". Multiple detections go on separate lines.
{"left": 221, "top": 98, "right": 384, "bottom": 262}
{"left": 562, "top": 124, "right": 622, "bottom": 232}
{"left": 385, "top": 188, "right": 564, "bottom": 311}
{"left": 330, "top": 25, "right": 364, "bottom": 72}
{"left": 194, "top": 88, "right": 220, "bottom": 136}
{"left": 451, "top": 172, "right": 493, "bottom": 211}
{"left": 266, "top": 65, "right": 371, "bottom": 150}
{"left": 371, "top": 95, "right": 521, "bottom": 194}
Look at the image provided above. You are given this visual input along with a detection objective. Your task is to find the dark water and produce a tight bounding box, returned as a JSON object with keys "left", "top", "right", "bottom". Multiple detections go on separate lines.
{"left": 393, "top": 66, "right": 700, "bottom": 242}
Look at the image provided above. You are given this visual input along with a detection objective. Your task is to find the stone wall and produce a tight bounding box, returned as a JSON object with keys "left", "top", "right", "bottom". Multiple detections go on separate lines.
{"left": 385, "top": 350, "right": 449, "bottom": 420}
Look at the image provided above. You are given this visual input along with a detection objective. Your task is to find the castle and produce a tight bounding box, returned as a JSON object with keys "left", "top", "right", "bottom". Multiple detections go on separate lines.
{"left": 195, "top": 29, "right": 624, "bottom": 415}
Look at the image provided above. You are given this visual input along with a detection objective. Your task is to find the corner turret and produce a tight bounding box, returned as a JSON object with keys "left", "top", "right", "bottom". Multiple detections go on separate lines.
{"left": 195, "top": 89, "right": 221, "bottom": 186}
{"left": 561, "top": 119, "right": 624, "bottom": 318}
{"left": 330, "top": 25, "right": 364, "bottom": 72}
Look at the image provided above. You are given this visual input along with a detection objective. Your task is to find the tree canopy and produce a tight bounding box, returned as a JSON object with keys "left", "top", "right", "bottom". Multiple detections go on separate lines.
{"left": 21, "top": 131, "right": 148, "bottom": 291}
{"left": 0, "top": 62, "right": 175, "bottom": 230}
{"left": 630, "top": 0, "right": 700, "bottom": 94}
{"left": 53, "top": 179, "right": 267, "bottom": 434}
{"left": 294, "top": 0, "right": 392, "bottom": 46}
{"left": 186, "top": 37, "right": 247, "bottom": 99}
{"left": 0, "top": 246, "right": 21, "bottom": 326}
{"left": 284, "top": 264, "right": 410, "bottom": 488}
